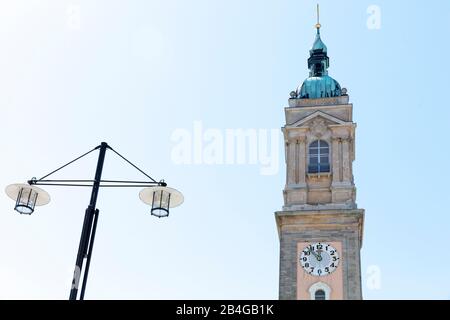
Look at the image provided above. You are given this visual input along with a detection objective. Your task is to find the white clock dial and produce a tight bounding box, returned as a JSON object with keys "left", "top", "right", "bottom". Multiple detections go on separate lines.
{"left": 300, "top": 242, "right": 340, "bottom": 277}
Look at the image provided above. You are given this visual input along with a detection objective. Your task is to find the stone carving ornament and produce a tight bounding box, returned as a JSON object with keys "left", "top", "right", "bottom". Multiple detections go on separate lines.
{"left": 310, "top": 118, "right": 327, "bottom": 138}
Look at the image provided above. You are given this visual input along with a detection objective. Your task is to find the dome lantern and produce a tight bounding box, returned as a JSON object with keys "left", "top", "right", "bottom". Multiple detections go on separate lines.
{"left": 294, "top": 5, "right": 343, "bottom": 100}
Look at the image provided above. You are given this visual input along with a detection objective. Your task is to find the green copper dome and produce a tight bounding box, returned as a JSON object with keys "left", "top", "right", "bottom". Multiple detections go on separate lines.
{"left": 293, "top": 27, "right": 343, "bottom": 100}
{"left": 298, "top": 75, "right": 341, "bottom": 99}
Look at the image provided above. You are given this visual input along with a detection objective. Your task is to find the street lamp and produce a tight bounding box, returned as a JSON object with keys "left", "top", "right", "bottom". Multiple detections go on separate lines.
{"left": 5, "top": 183, "right": 50, "bottom": 214}
{"left": 139, "top": 186, "right": 183, "bottom": 218}
{"left": 5, "top": 142, "right": 183, "bottom": 300}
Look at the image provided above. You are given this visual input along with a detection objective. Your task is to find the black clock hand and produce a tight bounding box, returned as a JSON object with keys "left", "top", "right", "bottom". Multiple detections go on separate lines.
{"left": 309, "top": 246, "right": 320, "bottom": 261}
{"left": 310, "top": 245, "right": 324, "bottom": 262}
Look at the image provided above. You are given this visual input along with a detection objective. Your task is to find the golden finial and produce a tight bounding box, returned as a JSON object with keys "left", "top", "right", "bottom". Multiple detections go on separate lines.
{"left": 315, "top": 4, "right": 321, "bottom": 30}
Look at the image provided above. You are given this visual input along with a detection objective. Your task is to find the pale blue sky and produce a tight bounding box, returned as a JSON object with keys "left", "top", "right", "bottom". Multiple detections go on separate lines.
{"left": 0, "top": 0, "right": 449, "bottom": 300}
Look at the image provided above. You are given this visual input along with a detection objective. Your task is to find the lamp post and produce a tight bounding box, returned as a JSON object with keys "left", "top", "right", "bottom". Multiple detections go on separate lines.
{"left": 5, "top": 142, "right": 183, "bottom": 300}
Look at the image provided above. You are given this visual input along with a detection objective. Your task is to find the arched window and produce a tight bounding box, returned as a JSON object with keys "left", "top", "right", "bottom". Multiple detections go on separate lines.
{"left": 315, "top": 289, "right": 326, "bottom": 300}
{"left": 308, "top": 140, "right": 330, "bottom": 173}
{"left": 309, "top": 282, "right": 331, "bottom": 300}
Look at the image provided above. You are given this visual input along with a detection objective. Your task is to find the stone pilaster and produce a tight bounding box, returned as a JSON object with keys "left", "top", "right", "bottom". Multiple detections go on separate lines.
{"left": 287, "top": 141, "right": 296, "bottom": 186}
{"left": 283, "top": 136, "right": 308, "bottom": 208}
{"left": 298, "top": 136, "right": 307, "bottom": 185}
{"left": 331, "top": 137, "right": 341, "bottom": 183}
{"left": 342, "top": 138, "right": 351, "bottom": 183}
{"left": 348, "top": 138, "right": 354, "bottom": 182}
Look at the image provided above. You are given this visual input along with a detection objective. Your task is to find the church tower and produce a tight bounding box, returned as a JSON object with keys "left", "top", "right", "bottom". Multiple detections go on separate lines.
{"left": 275, "top": 9, "right": 364, "bottom": 300}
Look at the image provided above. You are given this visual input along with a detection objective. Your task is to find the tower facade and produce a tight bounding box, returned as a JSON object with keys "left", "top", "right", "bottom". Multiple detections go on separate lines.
{"left": 275, "top": 19, "right": 364, "bottom": 300}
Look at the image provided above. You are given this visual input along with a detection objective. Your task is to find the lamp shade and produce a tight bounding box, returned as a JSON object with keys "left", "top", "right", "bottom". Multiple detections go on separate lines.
{"left": 5, "top": 183, "right": 50, "bottom": 215}
{"left": 139, "top": 186, "right": 183, "bottom": 218}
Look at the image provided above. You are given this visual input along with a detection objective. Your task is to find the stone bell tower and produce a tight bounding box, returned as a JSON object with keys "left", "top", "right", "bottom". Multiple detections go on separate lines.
{"left": 275, "top": 10, "right": 364, "bottom": 300}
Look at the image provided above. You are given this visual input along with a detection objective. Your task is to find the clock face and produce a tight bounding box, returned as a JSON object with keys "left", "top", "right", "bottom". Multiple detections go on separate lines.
{"left": 300, "top": 242, "right": 340, "bottom": 277}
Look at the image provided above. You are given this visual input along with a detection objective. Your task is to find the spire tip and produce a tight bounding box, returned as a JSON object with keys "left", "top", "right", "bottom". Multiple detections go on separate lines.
{"left": 315, "top": 4, "right": 321, "bottom": 30}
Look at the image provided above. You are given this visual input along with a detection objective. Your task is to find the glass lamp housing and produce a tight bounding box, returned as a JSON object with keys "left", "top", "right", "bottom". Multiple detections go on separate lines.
{"left": 139, "top": 186, "right": 183, "bottom": 218}
{"left": 5, "top": 184, "right": 50, "bottom": 215}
